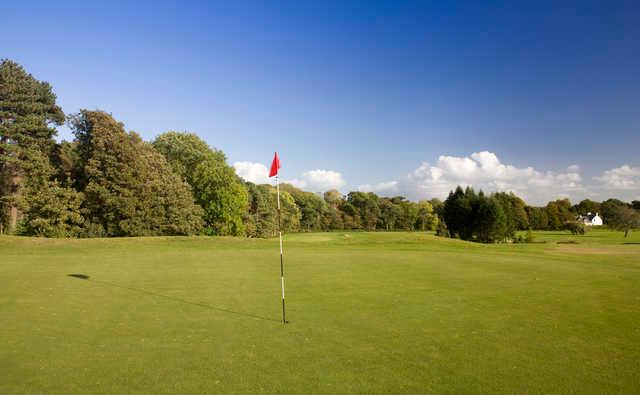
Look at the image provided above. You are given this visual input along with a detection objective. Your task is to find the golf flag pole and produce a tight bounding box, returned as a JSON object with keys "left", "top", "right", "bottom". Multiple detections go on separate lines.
{"left": 269, "top": 152, "right": 286, "bottom": 324}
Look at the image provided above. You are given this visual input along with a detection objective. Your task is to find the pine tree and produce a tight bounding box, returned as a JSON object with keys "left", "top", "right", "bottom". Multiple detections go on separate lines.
{"left": 0, "top": 59, "right": 80, "bottom": 235}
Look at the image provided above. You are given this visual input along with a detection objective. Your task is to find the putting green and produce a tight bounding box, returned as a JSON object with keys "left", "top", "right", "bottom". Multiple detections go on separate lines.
{"left": 1, "top": 230, "right": 639, "bottom": 393}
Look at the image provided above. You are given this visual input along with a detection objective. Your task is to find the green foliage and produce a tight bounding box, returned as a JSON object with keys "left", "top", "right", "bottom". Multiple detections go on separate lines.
{"left": 606, "top": 205, "right": 640, "bottom": 237}
{"left": 280, "top": 183, "right": 328, "bottom": 231}
{"left": 5, "top": 60, "right": 639, "bottom": 241}
{"left": 346, "top": 192, "right": 380, "bottom": 231}
{"left": 415, "top": 200, "right": 437, "bottom": 231}
{"left": 192, "top": 156, "right": 248, "bottom": 236}
{"left": 474, "top": 196, "right": 508, "bottom": 243}
{"left": 493, "top": 192, "right": 529, "bottom": 233}
{"left": 443, "top": 187, "right": 512, "bottom": 243}
{"left": 435, "top": 219, "right": 450, "bottom": 237}
{"left": 0, "top": 59, "right": 65, "bottom": 234}
{"left": 378, "top": 198, "right": 401, "bottom": 230}
{"left": 392, "top": 197, "right": 419, "bottom": 231}
{"left": 525, "top": 206, "right": 549, "bottom": 230}
{"left": 245, "top": 183, "right": 276, "bottom": 238}
{"left": 277, "top": 190, "right": 301, "bottom": 233}
{"left": 525, "top": 229, "right": 535, "bottom": 243}
{"left": 70, "top": 111, "right": 203, "bottom": 236}
{"left": 573, "top": 199, "right": 601, "bottom": 216}
{"left": 153, "top": 131, "right": 247, "bottom": 236}
{"left": 564, "top": 221, "right": 586, "bottom": 235}
{"left": 443, "top": 186, "right": 476, "bottom": 240}
{"left": 152, "top": 131, "right": 226, "bottom": 185}
{"left": 17, "top": 151, "right": 84, "bottom": 237}
{"left": 545, "top": 199, "right": 574, "bottom": 230}
{"left": 600, "top": 198, "right": 627, "bottom": 225}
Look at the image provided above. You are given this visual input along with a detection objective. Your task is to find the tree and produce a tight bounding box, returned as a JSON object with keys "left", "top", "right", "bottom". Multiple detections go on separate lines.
{"left": 607, "top": 205, "right": 640, "bottom": 238}
{"left": 339, "top": 200, "right": 360, "bottom": 230}
{"left": 415, "top": 200, "right": 437, "bottom": 231}
{"left": 274, "top": 189, "right": 301, "bottom": 233}
{"left": 280, "top": 184, "right": 328, "bottom": 231}
{"left": 17, "top": 150, "right": 84, "bottom": 237}
{"left": 322, "top": 189, "right": 345, "bottom": 230}
{"left": 600, "top": 199, "right": 628, "bottom": 225}
{"left": 152, "top": 132, "right": 226, "bottom": 184}
{"left": 429, "top": 198, "right": 444, "bottom": 218}
{"left": 564, "top": 221, "right": 586, "bottom": 235}
{"left": 378, "top": 198, "right": 401, "bottom": 230}
{"left": 393, "top": 197, "right": 419, "bottom": 230}
{"left": 474, "top": 196, "right": 508, "bottom": 243}
{"left": 323, "top": 189, "right": 343, "bottom": 208}
{"left": 545, "top": 199, "right": 573, "bottom": 230}
{"left": 70, "top": 111, "right": 203, "bottom": 236}
{"left": 573, "top": 199, "right": 601, "bottom": 216}
{"left": 0, "top": 59, "right": 66, "bottom": 234}
{"left": 442, "top": 187, "right": 516, "bottom": 242}
{"left": 192, "top": 156, "right": 248, "bottom": 236}
{"left": 435, "top": 219, "right": 449, "bottom": 237}
{"left": 493, "top": 192, "right": 528, "bottom": 236}
{"left": 245, "top": 183, "right": 276, "bottom": 238}
{"left": 347, "top": 192, "right": 381, "bottom": 231}
{"left": 443, "top": 186, "right": 475, "bottom": 239}
{"left": 526, "top": 206, "right": 549, "bottom": 230}
{"left": 153, "top": 131, "right": 247, "bottom": 236}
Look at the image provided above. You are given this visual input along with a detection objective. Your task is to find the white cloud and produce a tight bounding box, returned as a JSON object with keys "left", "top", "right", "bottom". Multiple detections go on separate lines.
{"left": 236, "top": 155, "right": 640, "bottom": 204}
{"left": 594, "top": 165, "right": 640, "bottom": 191}
{"left": 289, "top": 170, "right": 346, "bottom": 192}
{"left": 234, "top": 162, "right": 345, "bottom": 192}
{"left": 361, "top": 151, "right": 585, "bottom": 205}
{"left": 233, "top": 161, "right": 270, "bottom": 184}
{"left": 358, "top": 181, "right": 399, "bottom": 194}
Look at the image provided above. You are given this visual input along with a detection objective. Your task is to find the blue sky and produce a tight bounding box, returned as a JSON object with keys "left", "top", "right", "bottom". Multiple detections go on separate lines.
{"left": 3, "top": 1, "right": 639, "bottom": 204}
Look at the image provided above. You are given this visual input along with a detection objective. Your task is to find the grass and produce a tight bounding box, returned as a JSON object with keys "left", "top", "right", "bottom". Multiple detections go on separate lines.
{"left": 1, "top": 229, "right": 639, "bottom": 393}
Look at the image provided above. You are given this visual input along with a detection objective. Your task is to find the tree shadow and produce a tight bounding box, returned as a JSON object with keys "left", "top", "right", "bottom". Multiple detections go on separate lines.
{"left": 66, "top": 274, "right": 280, "bottom": 323}
{"left": 68, "top": 274, "right": 90, "bottom": 279}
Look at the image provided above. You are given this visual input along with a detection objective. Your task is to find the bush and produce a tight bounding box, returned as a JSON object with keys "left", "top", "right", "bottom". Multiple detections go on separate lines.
{"left": 564, "top": 221, "right": 586, "bottom": 235}
{"left": 525, "top": 229, "right": 535, "bottom": 243}
{"left": 435, "top": 220, "right": 450, "bottom": 237}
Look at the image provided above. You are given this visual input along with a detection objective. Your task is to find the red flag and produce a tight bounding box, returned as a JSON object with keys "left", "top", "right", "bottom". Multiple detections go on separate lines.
{"left": 269, "top": 152, "right": 280, "bottom": 177}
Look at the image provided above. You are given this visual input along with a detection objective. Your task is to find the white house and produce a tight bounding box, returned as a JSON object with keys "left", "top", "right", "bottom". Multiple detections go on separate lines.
{"left": 577, "top": 212, "right": 603, "bottom": 226}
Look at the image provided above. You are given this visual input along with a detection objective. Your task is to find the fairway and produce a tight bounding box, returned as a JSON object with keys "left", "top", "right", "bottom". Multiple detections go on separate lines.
{"left": 1, "top": 230, "right": 639, "bottom": 394}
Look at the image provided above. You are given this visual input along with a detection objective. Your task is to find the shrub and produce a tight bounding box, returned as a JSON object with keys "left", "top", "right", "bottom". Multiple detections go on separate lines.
{"left": 435, "top": 220, "right": 450, "bottom": 237}
{"left": 525, "top": 229, "right": 535, "bottom": 243}
{"left": 564, "top": 221, "right": 586, "bottom": 235}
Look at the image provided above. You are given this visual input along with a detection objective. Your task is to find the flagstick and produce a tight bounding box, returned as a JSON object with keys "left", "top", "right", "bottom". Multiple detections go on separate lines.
{"left": 276, "top": 174, "right": 287, "bottom": 324}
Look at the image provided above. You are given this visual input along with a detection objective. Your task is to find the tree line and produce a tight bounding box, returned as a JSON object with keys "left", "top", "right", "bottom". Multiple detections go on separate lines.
{"left": 441, "top": 187, "right": 640, "bottom": 242}
{"left": 1, "top": 60, "right": 639, "bottom": 239}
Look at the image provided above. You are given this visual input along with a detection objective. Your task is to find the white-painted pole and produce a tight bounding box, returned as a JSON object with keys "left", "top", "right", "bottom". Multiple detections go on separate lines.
{"left": 276, "top": 174, "right": 286, "bottom": 324}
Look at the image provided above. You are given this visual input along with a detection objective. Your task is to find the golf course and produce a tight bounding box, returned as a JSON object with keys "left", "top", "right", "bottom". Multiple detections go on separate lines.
{"left": 1, "top": 229, "right": 639, "bottom": 394}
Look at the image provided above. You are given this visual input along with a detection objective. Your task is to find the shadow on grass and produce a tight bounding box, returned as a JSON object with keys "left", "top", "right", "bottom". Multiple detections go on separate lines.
{"left": 623, "top": 242, "right": 640, "bottom": 245}
{"left": 66, "top": 274, "right": 280, "bottom": 323}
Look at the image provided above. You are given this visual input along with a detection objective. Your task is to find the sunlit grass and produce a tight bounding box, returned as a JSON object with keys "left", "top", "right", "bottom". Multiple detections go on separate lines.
{"left": 1, "top": 230, "right": 639, "bottom": 393}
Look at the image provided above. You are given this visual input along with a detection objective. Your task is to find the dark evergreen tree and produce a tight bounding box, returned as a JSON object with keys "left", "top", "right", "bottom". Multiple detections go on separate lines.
{"left": 474, "top": 196, "right": 508, "bottom": 243}
{"left": 0, "top": 59, "right": 82, "bottom": 236}
{"left": 70, "top": 111, "right": 203, "bottom": 236}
